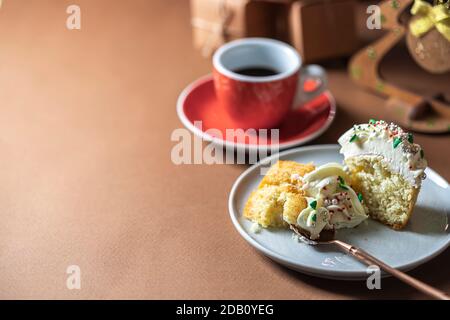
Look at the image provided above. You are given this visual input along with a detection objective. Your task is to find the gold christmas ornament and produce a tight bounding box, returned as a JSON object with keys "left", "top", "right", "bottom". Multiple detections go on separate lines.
{"left": 409, "top": 0, "right": 450, "bottom": 41}
{"left": 406, "top": 0, "right": 450, "bottom": 73}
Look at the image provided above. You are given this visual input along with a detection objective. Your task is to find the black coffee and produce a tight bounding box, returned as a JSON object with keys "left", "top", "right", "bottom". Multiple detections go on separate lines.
{"left": 233, "top": 66, "right": 279, "bottom": 77}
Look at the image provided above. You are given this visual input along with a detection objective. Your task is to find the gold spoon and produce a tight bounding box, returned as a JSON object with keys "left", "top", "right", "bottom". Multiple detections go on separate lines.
{"left": 289, "top": 224, "right": 449, "bottom": 300}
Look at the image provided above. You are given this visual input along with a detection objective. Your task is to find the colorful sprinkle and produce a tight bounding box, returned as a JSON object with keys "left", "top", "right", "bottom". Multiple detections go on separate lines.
{"left": 312, "top": 214, "right": 317, "bottom": 222}
{"left": 369, "top": 119, "right": 376, "bottom": 125}
{"left": 393, "top": 137, "right": 402, "bottom": 148}
{"left": 358, "top": 193, "right": 363, "bottom": 202}
{"left": 407, "top": 133, "right": 414, "bottom": 143}
{"left": 338, "top": 176, "right": 349, "bottom": 190}
{"left": 350, "top": 134, "right": 358, "bottom": 142}
{"left": 310, "top": 200, "right": 317, "bottom": 210}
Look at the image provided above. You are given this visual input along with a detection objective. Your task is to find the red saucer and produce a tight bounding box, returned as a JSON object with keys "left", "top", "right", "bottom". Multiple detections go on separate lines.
{"left": 177, "top": 75, "right": 336, "bottom": 151}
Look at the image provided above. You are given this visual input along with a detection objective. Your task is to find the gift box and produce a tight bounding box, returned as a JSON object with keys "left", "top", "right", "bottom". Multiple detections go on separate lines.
{"left": 190, "top": 0, "right": 293, "bottom": 57}
{"left": 190, "top": 0, "right": 358, "bottom": 62}
{"left": 289, "top": 0, "right": 358, "bottom": 63}
{"left": 406, "top": 0, "right": 450, "bottom": 74}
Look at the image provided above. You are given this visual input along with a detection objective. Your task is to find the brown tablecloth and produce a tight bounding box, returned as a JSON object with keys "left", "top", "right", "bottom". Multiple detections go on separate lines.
{"left": 0, "top": 0, "right": 448, "bottom": 299}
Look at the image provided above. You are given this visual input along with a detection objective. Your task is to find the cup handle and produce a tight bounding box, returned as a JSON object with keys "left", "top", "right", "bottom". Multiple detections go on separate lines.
{"left": 293, "top": 64, "right": 328, "bottom": 108}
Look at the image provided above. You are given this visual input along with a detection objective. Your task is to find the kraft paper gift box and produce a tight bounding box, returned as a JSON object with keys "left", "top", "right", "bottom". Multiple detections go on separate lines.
{"left": 289, "top": 0, "right": 358, "bottom": 63}
{"left": 191, "top": 0, "right": 358, "bottom": 62}
{"left": 190, "top": 0, "right": 293, "bottom": 57}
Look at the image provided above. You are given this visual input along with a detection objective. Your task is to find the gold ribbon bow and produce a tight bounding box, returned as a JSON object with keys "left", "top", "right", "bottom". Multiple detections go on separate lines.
{"left": 409, "top": 0, "right": 450, "bottom": 41}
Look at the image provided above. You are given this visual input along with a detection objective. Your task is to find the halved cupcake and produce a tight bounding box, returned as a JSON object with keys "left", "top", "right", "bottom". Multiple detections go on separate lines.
{"left": 243, "top": 161, "right": 314, "bottom": 228}
{"left": 244, "top": 161, "right": 368, "bottom": 239}
{"left": 338, "top": 120, "right": 427, "bottom": 229}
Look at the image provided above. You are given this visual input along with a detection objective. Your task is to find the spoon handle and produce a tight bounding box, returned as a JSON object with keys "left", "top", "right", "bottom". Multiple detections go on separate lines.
{"left": 333, "top": 240, "right": 449, "bottom": 300}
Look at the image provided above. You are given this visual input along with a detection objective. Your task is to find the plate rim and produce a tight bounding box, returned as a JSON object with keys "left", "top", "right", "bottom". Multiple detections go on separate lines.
{"left": 228, "top": 144, "right": 450, "bottom": 279}
{"left": 176, "top": 74, "right": 337, "bottom": 152}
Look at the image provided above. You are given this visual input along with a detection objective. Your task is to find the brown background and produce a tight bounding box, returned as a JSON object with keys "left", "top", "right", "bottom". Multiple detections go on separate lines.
{"left": 0, "top": 0, "right": 448, "bottom": 299}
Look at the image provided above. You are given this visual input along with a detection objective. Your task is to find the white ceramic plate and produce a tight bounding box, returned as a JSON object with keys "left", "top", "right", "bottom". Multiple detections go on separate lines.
{"left": 229, "top": 145, "right": 450, "bottom": 280}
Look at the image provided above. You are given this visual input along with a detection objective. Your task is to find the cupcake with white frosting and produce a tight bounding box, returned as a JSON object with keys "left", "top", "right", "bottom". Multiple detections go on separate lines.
{"left": 338, "top": 119, "right": 427, "bottom": 229}
{"left": 243, "top": 160, "right": 368, "bottom": 240}
{"left": 295, "top": 163, "right": 368, "bottom": 239}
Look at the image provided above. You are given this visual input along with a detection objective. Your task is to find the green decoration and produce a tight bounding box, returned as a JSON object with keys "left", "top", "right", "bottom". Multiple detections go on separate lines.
{"left": 375, "top": 80, "right": 385, "bottom": 93}
{"left": 338, "top": 176, "right": 349, "bottom": 190}
{"left": 350, "top": 66, "right": 362, "bottom": 80}
{"left": 407, "top": 133, "right": 414, "bottom": 143}
{"left": 393, "top": 137, "right": 402, "bottom": 148}
{"left": 358, "top": 193, "right": 364, "bottom": 202}
{"left": 367, "top": 47, "right": 377, "bottom": 60}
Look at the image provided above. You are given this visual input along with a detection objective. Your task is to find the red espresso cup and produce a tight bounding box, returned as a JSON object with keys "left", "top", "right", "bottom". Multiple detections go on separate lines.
{"left": 213, "top": 38, "right": 327, "bottom": 130}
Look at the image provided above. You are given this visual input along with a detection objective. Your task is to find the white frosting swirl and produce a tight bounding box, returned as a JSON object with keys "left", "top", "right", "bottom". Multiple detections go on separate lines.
{"left": 338, "top": 120, "right": 427, "bottom": 188}
{"left": 293, "top": 163, "right": 368, "bottom": 240}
